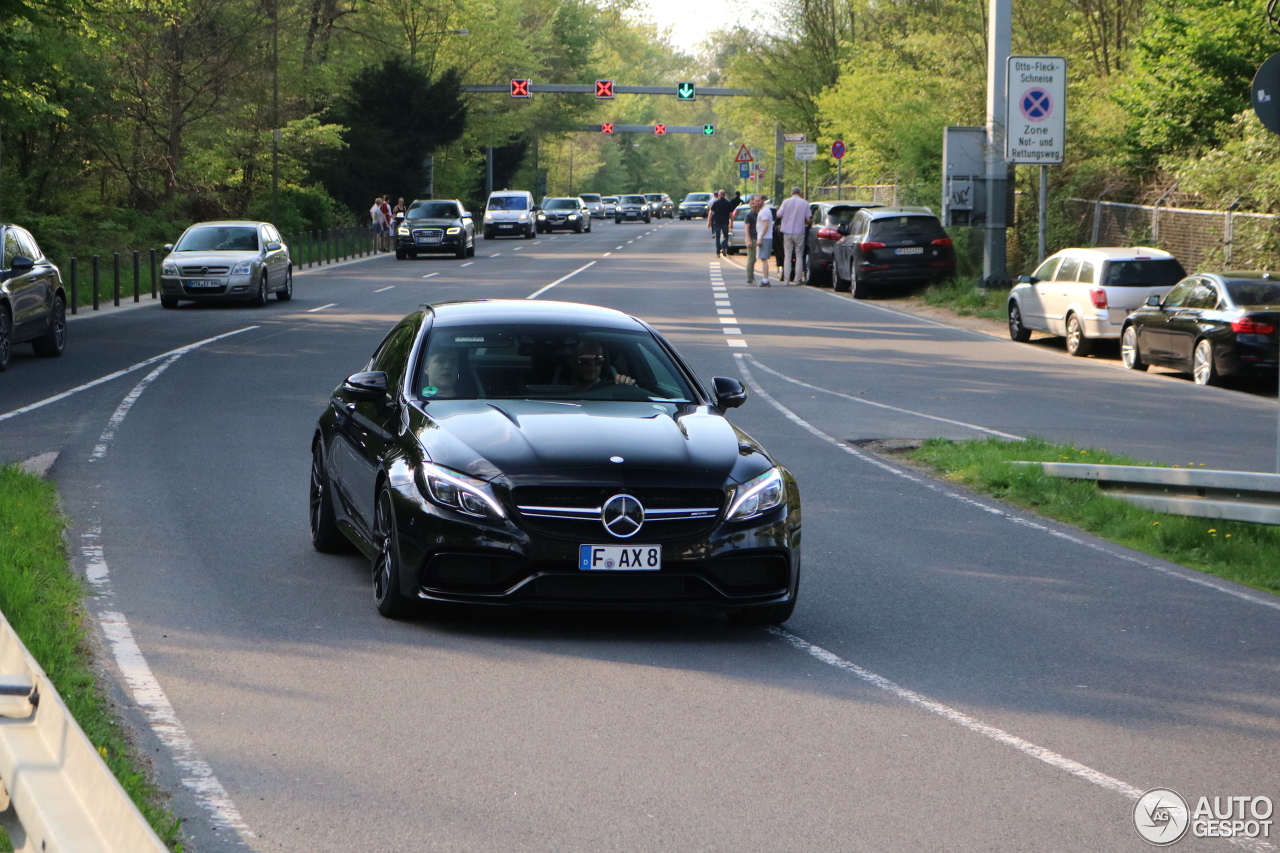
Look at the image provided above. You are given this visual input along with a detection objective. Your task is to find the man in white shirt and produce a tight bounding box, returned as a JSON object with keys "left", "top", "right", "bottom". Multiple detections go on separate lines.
{"left": 753, "top": 196, "right": 775, "bottom": 286}
{"left": 776, "top": 186, "right": 811, "bottom": 285}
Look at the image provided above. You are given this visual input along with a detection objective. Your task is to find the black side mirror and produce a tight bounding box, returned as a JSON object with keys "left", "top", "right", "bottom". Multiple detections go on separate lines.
{"left": 836, "top": 224, "right": 849, "bottom": 236}
{"left": 1018, "top": 275, "right": 1036, "bottom": 284}
{"left": 8, "top": 256, "right": 34, "bottom": 273}
{"left": 342, "top": 371, "right": 390, "bottom": 402}
{"left": 1146, "top": 293, "right": 1162, "bottom": 307}
{"left": 713, "top": 376, "right": 748, "bottom": 410}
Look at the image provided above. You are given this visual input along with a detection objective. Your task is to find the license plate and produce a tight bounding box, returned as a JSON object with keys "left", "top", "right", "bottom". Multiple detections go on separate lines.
{"left": 499, "top": 223, "right": 514, "bottom": 229}
{"left": 579, "top": 544, "right": 661, "bottom": 571}
{"left": 184, "top": 279, "right": 221, "bottom": 287}
{"left": 895, "top": 247, "right": 925, "bottom": 255}
{"left": 415, "top": 237, "right": 439, "bottom": 244}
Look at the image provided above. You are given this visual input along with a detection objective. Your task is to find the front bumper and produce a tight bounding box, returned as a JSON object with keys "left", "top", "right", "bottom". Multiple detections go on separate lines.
{"left": 538, "top": 216, "right": 583, "bottom": 231}
{"left": 396, "top": 232, "right": 466, "bottom": 253}
{"left": 485, "top": 220, "right": 532, "bottom": 234}
{"left": 616, "top": 209, "right": 649, "bottom": 221}
{"left": 680, "top": 206, "right": 709, "bottom": 218}
{"left": 387, "top": 481, "right": 801, "bottom": 612}
{"left": 161, "top": 275, "right": 258, "bottom": 301}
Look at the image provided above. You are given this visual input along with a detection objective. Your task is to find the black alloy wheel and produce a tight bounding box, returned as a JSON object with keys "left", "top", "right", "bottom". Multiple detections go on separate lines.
{"left": 372, "top": 489, "right": 412, "bottom": 618}
{"left": 1064, "top": 313, "right": 1092, "bottom": 356}
{"left": 32, "top": 294, "right": 66, "bottom": 357}
{"left": 455, "top": 240, "right": 467, "bottom": 259}
{"left": 1008, "top": 302, "right": 1031, "bottom": 342}
{"left": 309, "top": 444, "right": 348, "bottom": 553}
{"left": 525, "top": 226, "right": 536, "bottom": 239}
{"left": 467, "top": 239, "right": 476, "bottom": 257}
{"left": 253, "top": 273, "right": 269, "bottom": 307}
{"left": 0, "top": 305, "right": 12, "bottom": 371}
{"left": 276, "top": 267, "right": 293, "bottom": 301}
{"left": 1120, "top": 325, "right": 1146, "bottom": 371}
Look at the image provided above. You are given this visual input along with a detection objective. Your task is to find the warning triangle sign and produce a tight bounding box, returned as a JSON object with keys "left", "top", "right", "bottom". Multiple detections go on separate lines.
{"left": 734, "top": 144, "right": 753, "bottom": 163}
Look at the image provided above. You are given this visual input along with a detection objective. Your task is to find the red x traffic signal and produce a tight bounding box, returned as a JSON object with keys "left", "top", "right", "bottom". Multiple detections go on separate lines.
{"left": 510, "top": 79, "right": 531, "bottom": 98}
{"left": 595, "top": 80, "right": 614, "bottom": 99}
{"left": 601, "top": 123, "right": 615, "bottom": 134}
{"left": 654, "top": 124, "right": 667, "bottom": 135}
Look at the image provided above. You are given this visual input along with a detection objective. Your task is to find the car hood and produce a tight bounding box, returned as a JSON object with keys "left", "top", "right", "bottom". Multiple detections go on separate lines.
{"left": 404, "top": 218, "right": 462, "bottom": 227}
{"left": 166, "top": 250, "right": 261, "bottom": 266}
{"left": 412, "top": 400, "right": 755, "bottom": 488}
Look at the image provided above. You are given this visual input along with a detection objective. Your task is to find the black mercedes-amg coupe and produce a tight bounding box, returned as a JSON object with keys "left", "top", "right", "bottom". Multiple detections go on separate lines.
{"left": 310, "top": 299, "right": 801, "bottom": 623}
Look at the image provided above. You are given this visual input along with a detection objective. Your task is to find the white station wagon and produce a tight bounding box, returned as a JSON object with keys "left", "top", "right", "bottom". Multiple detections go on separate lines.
{"left": 1007, "top": 247, "right": 1187, "bottom": 356}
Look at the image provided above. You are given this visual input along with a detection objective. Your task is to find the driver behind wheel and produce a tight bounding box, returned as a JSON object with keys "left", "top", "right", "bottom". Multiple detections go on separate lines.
{"left": 567, "top": 339, "right": 635, "bottom": 391}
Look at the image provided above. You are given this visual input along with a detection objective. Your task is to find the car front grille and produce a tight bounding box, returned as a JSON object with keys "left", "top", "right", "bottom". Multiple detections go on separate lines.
{"left": 512, "top": 486, "right": 723, "bottom": 543}
{"left": 180, "top": 265, "right": 231, "bottom": 275}
{"left": 412, "top": 229, "right": 444, "bottom": 242}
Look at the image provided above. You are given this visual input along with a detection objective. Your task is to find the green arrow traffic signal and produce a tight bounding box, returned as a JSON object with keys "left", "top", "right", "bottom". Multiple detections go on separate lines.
{"left": 677, "top": 82, "right": 696, "bottom": 101}
{"left": 703, "top": 125, "right": 715, "bottom": 136}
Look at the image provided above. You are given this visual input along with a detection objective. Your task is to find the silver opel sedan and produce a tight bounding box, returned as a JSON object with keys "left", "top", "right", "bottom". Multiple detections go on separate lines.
{"left": 159, "top": 221, "right": 292, "bottom": 308}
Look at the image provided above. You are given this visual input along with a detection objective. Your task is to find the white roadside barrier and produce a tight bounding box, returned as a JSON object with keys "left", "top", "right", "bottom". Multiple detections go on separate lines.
{"left": 0, "top": 607, "right": 167, "bottom": 853}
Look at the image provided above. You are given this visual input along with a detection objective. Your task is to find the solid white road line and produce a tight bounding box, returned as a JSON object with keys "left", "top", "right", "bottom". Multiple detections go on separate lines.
{"left": 526, "top": 261, "right": 597, "bottom": 300}
{"left": 734, "top": 353, "right": 1280, "bottom": 617}
{"left": 0, "top": 326, "right": 257, "bottom": 424}
{"left": 422, "top": 272, "right": 439, "bottom": 279}
{"left": 745, "top": 355, "right": 1025, "bottom": 441}
{"left": 374, "top": 285, "right": 395, "bottom": 292}
{"left": 306, "top": 303, "right": 337, "bottom": 313}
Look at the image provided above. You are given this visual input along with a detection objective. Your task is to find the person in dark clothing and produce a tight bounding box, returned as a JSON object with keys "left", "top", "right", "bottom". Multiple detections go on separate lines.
{"left": 730, "top": 191, "right": 742, "bottom": 207}
{"left": 708, "top": 190, "right": 735, "bottom": 256}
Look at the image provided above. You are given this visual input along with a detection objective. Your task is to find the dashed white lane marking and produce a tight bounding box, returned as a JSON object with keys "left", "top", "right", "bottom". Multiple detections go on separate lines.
{"left": 727, "top": 339, "right": 749, "bottom": 347}
{"left": 734, "top": 354, "right": 1280, "bottom": 617}
{"left": 719, "top": 317, "right": 738, "bottom": 325}
{"left": 81, "top": 340, "right": 257, "bottom": 845}
{"left": 745, "top": 355, "right": 1025, "bottom": 441}
{"left": 422, "top": 272, "right": 439, "bottom": 279}
{"left": 374, "top": 285, "right": 395, "bottom": 292}
{"left": 490, "top": 253, "right": 501, "bottom": 258}
{"left": 527, "top": 261, "right": 597, "bottom": 299}
{"left": 603, "top": 252, "right": 612, "bottom": 257}
{"left": 513, "top": 247, "right": 523, "bottom": 251}
{"left": 627, "top": 240, "right": 635, "bottom": 244}
{"left": 718, "top": 309, "right": 735, "bottom": 316}
{"left": 460, "top": 262, "right": 474, "bottom": 267}
{"left": 0, "top": 327, "right": 257, "bottom": 423}
{"left": 306, "top": 303, "right": 337, "bottom": 313}
{"left": 715, "top": 301, "right": 732, "bottom": 307}
{"left": 723, "top": 327, "right": 742, "bottom": 335}
{"left": 616, "top": 246, "right": 625, "bottom": 250}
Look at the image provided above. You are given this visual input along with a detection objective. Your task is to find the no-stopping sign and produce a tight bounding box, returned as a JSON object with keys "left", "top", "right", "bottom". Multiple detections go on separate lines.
{"left": 1006, "top": 56, "right": 1066, "bottom": 164}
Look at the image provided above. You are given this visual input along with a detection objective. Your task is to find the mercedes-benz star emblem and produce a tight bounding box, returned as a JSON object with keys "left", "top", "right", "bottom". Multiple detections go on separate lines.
{"left": 601, "top": 494, "right": 644, "bottom": 538}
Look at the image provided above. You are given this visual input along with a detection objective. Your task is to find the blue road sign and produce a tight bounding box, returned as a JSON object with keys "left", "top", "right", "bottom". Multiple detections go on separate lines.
{"left": 739, "top": 162, "right": 750, "bottom": 179}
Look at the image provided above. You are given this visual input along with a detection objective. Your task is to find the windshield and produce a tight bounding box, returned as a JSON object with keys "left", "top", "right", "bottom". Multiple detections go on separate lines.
{"left": 1101, "top": 259, "right": 1187, "bottom": 288}
{"left": 544, "top": 199, "right": 578, "bottom": 210}
{"left": 175, "top": 226, "right": 259, "bottom": 252}
{"left": 488, "top": 196, "right": 529, "bottom": 211}
{"left": 602, "top": 197, "right": 618, "bottom": 203}
{"left": 408, "top": 202, "right": 461, "bottom": 219}
{"left": 1224, "top": 279, "right": 1280, "bottom": 305}
{"left": 828, "top": 206, "right": 867, "bottom": 226}
{"left": 644, "top": 194, "right": 663, "bottom": 202}
{"left": 619, "top": 195, "right": 645, "bottom": 204}
{"left": 416, "top": 324, "right": 697, "bottom": 403}
{"left": 579, "top": 194, "right": 601, "bottom": 203}
{"left": 685, "top": 193, "right": 712, "bottom": 202}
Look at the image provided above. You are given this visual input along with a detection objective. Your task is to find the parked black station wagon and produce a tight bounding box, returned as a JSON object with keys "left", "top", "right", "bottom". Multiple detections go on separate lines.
{"left": 310, "top": 300, "right": 801, "bottom": 623}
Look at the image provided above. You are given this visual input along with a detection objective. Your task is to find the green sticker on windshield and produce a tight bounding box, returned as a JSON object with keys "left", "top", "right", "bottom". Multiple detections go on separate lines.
{"left": 422, "top": 386, "right": 438, "bottom": 397}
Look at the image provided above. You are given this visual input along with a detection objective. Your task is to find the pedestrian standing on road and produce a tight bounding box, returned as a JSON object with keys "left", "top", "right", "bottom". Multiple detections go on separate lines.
{"left": 370, "top": 196, "right": 385, "bottom": 250}
{"left": 745, "top": 194, "right": 773, "bottom": 286}
{"left": 379, "top": 196, "right": 394, "bottom": 251}
{"left": 777, "top": 186, "right": 811, "bottom": 285}
{"left": 392, "top": 197, "right": 407, "bottom": 226}
{"left": 708, "top": 190, "right": 734, "bottom": 256}
{"left": 753, "top": 195, "right": 774, "bottom": 286}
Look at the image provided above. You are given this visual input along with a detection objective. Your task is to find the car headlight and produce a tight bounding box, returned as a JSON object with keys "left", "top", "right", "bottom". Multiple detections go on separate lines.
{"left": 446, "top": 226, "right": 461, "bottom": 234}
{"left": 518, "top": 212, "right": 529, "bottom": 221}
{"left": 397, "top": 226, "right": 409, "bottom": 235}
{"left": 537, "top": 213, "right": 546, "bottom": 220}
{"left": 725, "top": 468, "right": 785, "bottom": 521}
{"left": 484, "top": 212, "right": 494, "bottom": 222}
{"left": 162, "top": 263, "right": 178, "bottom": 276}
{"left": 232, "top": 261, "right": 254, "bottom": 275}
{"left": 419, "top": 463, "right": 506, "bottom": 520}
{"left": 568, "top": 214, "right": 578, "bottom": 219}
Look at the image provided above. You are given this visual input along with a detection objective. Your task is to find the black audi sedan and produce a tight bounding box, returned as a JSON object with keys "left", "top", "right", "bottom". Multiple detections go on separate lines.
{"left": 1120, "top": 272, "right": 1280, "bottom": 385}
{"left": 310, "top": 300, "right": 801, "bottom": 623}
{"left": 395, "top": 200, "right": 475, "bottom": 260}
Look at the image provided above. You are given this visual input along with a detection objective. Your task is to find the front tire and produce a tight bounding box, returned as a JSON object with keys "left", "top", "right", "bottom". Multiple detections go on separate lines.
{"left": 0, "top": 305, "right": 12, "bottom": 371}
{"left": 1120, "top": 325, "right": 1147, "bottom": 371}
{"left": 1008, "top": 302, "right": 1031, "bottom": 342}
{"left": 32, "top": 294, "right": 66, "bottom": 357}
{"left": 275, "top": 267, "right": 293, "bottom": 301}
{"left": 1193, "top": 339, "right": 1220, "bottom": 385}
{"left": 372, "top": 489, "right": 412, "bottom": 618}
{"left": 850, "top": 265, "right": 869, "bottom": 299}
{"left": 161, "top": 295, "right": 179, "bottom": 309}
{"left": 833, "top": 261, "right": 852, "bottom": 293}
{"left": 252, "top": 273, "right": 269, "bottom": 307}
{"left": 395, "top": 248, "right": 408, "bottom": 260}
{"left": 309, "top": 443, "right": 348, "bottom": 553}
{"left": 1064, "top": 313, "right": 1092, "bottom": 356}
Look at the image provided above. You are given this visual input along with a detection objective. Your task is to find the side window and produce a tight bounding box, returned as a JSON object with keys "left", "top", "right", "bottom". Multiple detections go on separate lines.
{"left": 1077, "top": 260, "right": 1096, "bottom": 285}
{"left": 15, "top": 228, "right": 41, "bottom": 261}
{"left": 1184, "top": 281, "right": 1218, "bottom": 310}
{"left": 265, "top": 225, "right": 281, "bottom": 243}
{"left": 370, "top": 324, "right": 417, "bottom": 390}
{"left": 852, "top": 215, "right": 867, "bottom": 236}
{"left": 1033, "top": 257, "right": 1061, "bottom": 280}
{"left": 3, "top": 229, "right": 23, "bottom": 267}
{"left": 1162, "top": 279, "right": 1196, "bottom": 308}
{"left": 1054, "top": 257, "right": 1081, "bottom": 282}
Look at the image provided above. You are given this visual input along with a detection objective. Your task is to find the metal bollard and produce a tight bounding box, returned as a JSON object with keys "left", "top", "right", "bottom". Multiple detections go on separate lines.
{"left": 133, "top": 251, "right": 140, "bottom": 302}
{"left": 150, "top": 249, "right": 157, "bottom": 298}
{"left": 308, "top": 231, "right": 314, "bottom": 269}
{"left": 92, "top": 255, "right": 100, "bottom": 311}
{"left": 70, "top": 258, "right": 78, "bottom": 315}
{"left": 113, "top": 252, "right": 121, "bottom": 307}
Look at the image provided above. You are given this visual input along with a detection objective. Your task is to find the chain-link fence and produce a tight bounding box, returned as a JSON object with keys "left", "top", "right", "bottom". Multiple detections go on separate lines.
{"left": 812, "top": 184, "right": 901, "bottom": 205}
{"left": 1063, "top": 199, "right": 1280, "bottom": 272}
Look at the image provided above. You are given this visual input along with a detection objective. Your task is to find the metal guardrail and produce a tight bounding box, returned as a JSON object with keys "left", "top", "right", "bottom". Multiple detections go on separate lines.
{"left": 1015, "top": 462, "right": 1280, "bottom": 525}
{"left": 0, "top": 608, "right": 166, "bottom": 853}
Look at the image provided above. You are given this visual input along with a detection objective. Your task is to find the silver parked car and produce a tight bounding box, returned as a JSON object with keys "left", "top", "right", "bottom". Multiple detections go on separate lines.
{"left": 160, "top": 221, "right": 292, "bottom": 309}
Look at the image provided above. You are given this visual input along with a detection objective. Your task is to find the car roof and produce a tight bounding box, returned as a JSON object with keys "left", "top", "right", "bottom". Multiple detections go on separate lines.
{"left": 863, "top": 206, "right": 936, "bottom": 218}
{"left": 1048, "top": 246, "right": 1176, "bottom": 261}
{"left": 425, "top": 299, "right": 647, "bottom": 330}
{"left": 1207, "top": 271, "right": 1280, "bottom": 281}
{"left": 489, "top": 190, "right": 532, "bottom": 196}
{"left": 821, "top": 200, "right": 883, "bottom": 207}
{"left": 185, "top": 220, "right": 269, "bottom": 228}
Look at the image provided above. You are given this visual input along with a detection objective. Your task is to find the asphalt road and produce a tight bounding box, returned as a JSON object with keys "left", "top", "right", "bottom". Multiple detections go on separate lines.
{"left": 2, "top": 221, "right": 1279, "bottom": 852}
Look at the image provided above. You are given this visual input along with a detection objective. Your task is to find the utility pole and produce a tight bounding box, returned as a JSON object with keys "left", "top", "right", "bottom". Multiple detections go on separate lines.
{"left": 486, "top": 147, "right": 493, "bottom": 197}
{"left": 773, "top": 123, "right": 784, "bottom": 201}
{"left": 271, "top": 0, "right": 279, "bottom": 225}
{"left": 982, "top": 0, "right": 1012, "bottom": 288}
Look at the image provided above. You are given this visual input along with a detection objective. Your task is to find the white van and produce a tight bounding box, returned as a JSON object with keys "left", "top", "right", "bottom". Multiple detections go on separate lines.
{"left": 483, "top": 190, "right": 536, "bottom": 239}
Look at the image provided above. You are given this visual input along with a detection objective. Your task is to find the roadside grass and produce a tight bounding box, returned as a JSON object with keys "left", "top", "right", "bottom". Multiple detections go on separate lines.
{"left": 920, "top": 276, "right": 1008, "bottom": 322}
{"left": 908, "top": 437, "right": 1280, "bottom": 595}
{"left": 0, "top": 465, "right": 182, "bottom": 850}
